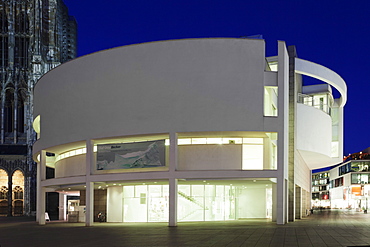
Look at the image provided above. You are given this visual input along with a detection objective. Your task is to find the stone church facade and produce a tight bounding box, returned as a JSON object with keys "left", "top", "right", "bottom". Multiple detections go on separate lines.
{"left": 0, "top": 0, "right": 76, "bottom": 216}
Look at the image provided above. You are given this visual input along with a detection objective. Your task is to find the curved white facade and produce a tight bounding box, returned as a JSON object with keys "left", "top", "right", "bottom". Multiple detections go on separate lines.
{"left": 33, "top": 38, "right": 346, "bottom": 226}
{"left": 33, "top": 39, "right": 267, "bottom": 151}
{"left": 296, "top": 104, "right": 333, "bottom": 167}
{"left": 295, "top": 58, "right": 347, "bottom": 107}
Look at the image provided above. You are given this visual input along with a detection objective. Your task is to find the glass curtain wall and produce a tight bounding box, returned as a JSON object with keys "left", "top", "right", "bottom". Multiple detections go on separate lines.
{"left": 178, "top": 184, "right": 236, "bottom": 222}
{"left": 120, "top": 182, "right": 273, "bottom": 222}
{"left": 123, "top": 185, "right": 169, "bottom": 222}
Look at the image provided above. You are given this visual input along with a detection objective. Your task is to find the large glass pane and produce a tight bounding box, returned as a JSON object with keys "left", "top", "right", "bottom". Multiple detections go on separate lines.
{"left": 178, "top": 185, "right": 190, "bottom": 195}
{"left": 264, "top": 87, "right": 278, "bottom": 117}
{"left": 123, "top": 186, "right": 134, "bottom": 197}
{"left": 148, "top": 185, "right": 168, "bottom": 222}
{"left": 204, "top": 185, "right": 216, "bottom": 221}
{"left": 123, "top": 197, "right": 147, "bottom": 222}
{"left": 266, "top": 188, "right": 273, "bottom": 218}
{"left": 242, "top": 144, "right": 263, "bottom": 170}
{"left": 123, "top": 185, "right": 147, "bottom": 222}
{"left": 214, "top": 185, "right": 225, "bottom": 221}
{"left": 178, "top": 182, "right": 272, "bottom": 222}
{"left": 135, "top": 185, "right": 147, "bottom": 200}
{"left": 123, "top": 184, "right": 169, "bottom": 222}
{"left": 192, "top": 185, "right": 204, "bottom": 196}
{"left": 178, "top": 185, "right": 204, "bottom": 222}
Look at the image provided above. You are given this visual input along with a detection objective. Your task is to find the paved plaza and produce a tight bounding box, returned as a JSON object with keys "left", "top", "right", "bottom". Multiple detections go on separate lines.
{"left": 1, "top": 210, "right": 370, "bottom": 247}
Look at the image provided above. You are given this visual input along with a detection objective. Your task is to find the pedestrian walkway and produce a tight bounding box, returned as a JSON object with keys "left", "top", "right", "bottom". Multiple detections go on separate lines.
{"left": 1, "top": 210, "right": 370, "bottom": 247}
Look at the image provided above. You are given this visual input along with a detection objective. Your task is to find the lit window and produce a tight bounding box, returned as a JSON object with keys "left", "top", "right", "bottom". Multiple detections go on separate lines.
{"left": 191, "top": 138, "right": 207, "bottom": 144}
{"left": 178, "top": 139, "right": 191, "bottom": 145}
{"left": 264, "top": 87, "right": 278, "bottom": 117}
{"left": 33, "top": 115, "right": 41, "bottom": 139}
{"left": 242, "top": 138, "right": 264, "bottom": 170}
{"left": 243, "top": 138, "right": 263, "bottom": 144}
{"left": 206, "top": 138, "right": 223, "bottom": 144}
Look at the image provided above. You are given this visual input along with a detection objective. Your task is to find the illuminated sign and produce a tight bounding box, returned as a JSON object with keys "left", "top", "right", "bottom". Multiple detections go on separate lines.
{"left": 351, "top": 186, "right": 362, "bottom": 196}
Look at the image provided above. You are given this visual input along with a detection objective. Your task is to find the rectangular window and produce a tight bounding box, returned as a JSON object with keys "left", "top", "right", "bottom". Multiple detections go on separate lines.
{"left": 303, "top": 96, "right": 313, "bottom": 106}
{"left": 242, "top": 138, "right": 264, "bottom": 170}
{"left": 264, "top": 87, "right": 278, "bottom": 117}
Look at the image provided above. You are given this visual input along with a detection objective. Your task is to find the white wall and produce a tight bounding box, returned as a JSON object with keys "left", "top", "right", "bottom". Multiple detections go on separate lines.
{"left": 55, "top": 155, "right": 86, "bottom": 178}
{"left": 296, "top": 104, "right": 332, "bottom": 156}
{"left": 294, "top": 151, "right": 311, "bottom": 192}
{"left": 237, "top": 188, "right": 266, "bottom": 218}
{"left": 330, "top": 166, "right": 338, "bottom": 178}
{"left": 33, "top": 38, "right": 267, "bottom": 153}
{"left": 296, "top": 103, "right": 333, "bottom": 168}
{"left": 178, "top": 145, "right": 242, "bottom": 170}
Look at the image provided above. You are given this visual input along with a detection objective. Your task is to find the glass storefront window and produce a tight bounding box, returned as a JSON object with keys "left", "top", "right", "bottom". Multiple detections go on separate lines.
{"left": 119, "top": 182, "right": 273, "bottom": 223}
{"left": 123, "top": 185, "right": 169, "bottom": 222}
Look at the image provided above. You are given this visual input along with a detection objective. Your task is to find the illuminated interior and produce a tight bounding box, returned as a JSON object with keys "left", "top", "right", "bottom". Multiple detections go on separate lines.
{"left": 54, "top": 134, "right": 278, "bottom": 170}
{"left": 123, "top": 184, "right": 169, "bottom": 222}
{"left": 300, "top": 93, "right": 333, "bottom": 115}
{"left": 0, "top": 169, "right": 8, "bottom": 215}
{"left": 112, "top": 180, "right": 274, "bottom": 223}
{"left": 12, "top": 170, "right": 24, "bottom": 216}
{"left": 33, "top": 115, "right": 41, "bottom": 139}
{"left": 264, "top": 87, "right": 278, "bottom": 117}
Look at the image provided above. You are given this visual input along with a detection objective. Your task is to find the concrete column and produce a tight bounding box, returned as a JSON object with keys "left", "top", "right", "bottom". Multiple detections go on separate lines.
{"left": 85, "top": 182, "right": 94, "bottom": 226}
{"left": 272, "top": 183, "right": 277, "bottom": 222}
{"left": 36, "top": 162, "right": 40, "bottom": 222}
{"left": 59, "top": 193, "right": 66, "bottom": 220}
{"left": 276, "top": 41, "right": 289, "bottom": 225}
{"left": 40, "top": 150, "right": 46, "bottom": 181}
{"left": 169, "top": 132, "right": 178, "bottom": 172}
{"left": 276, "top": 177, "right": 287, "bottom": 224}
{"left": 169, "top": 132, "right": 178, "bottom": 226}
{"left": 86, "top": 139, "right": 94, "bottom": 176}
{"left": 38, "top": 187, "right": 46, "bottom": 225}
{"left": 169, "top": 178, "right": 178, "bottom": 227}
{"left": 36, "top": 150, "right": 46, "bottom": 224}
{"left": 308, "top": 190, "right": 311, "bottom": 215}
{"left": 85, "top": 139, "right": 94, "bottom": 226}
{"left": 295, "top": 185, "right": 301, "bottom": 219}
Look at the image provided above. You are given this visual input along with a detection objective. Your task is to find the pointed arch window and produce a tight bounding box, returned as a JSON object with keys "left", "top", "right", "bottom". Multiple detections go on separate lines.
{"left": 0, "top": 169, "right": 8, "bottom": 201}
{"left": 4, "top": 88, "right": 15, "bottom": 133}
{"left": 12, "top": 170, "right": 24, "bottom": 199}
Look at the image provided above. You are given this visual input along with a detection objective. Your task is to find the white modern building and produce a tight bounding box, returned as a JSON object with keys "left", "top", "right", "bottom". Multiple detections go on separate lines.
{"left": 32, "top": 38, "right": 347, "bottom": 226}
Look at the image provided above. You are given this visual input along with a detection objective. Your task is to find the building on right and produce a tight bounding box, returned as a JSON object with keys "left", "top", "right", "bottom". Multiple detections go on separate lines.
{"left": 326, "top": 148, "right": 370, "bottom": 211}
{"left": 311, "top": 170, "right": 331, "bottom": 209}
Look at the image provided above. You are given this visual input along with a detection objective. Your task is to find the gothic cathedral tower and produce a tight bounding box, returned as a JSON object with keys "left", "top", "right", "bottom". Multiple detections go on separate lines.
{"left": 0, "top": 0, "right": 76, "bottom": 216}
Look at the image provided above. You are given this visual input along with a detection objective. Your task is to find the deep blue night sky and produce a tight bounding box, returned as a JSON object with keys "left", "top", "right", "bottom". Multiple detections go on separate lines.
{"left": 63, "top": 0, "right": 370, "bottom": 156}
